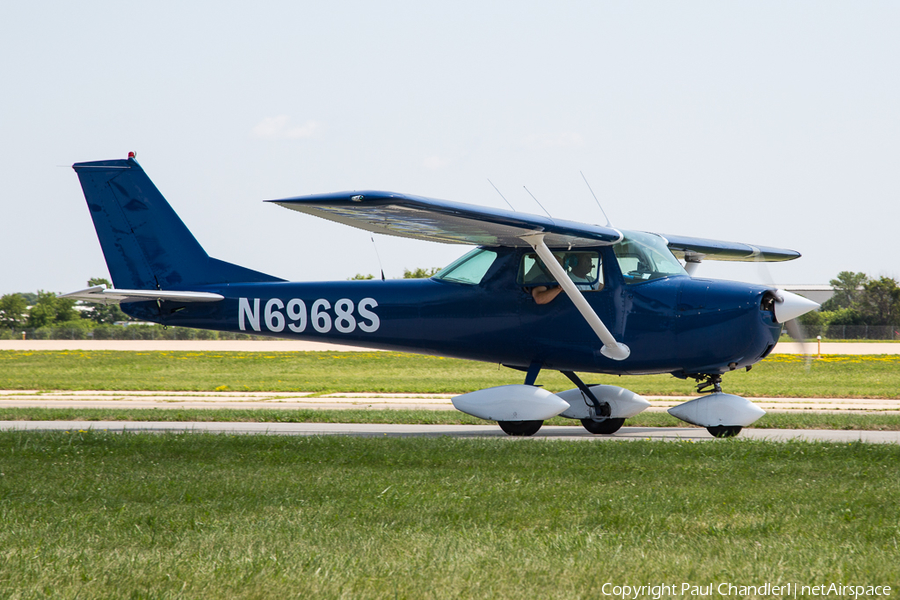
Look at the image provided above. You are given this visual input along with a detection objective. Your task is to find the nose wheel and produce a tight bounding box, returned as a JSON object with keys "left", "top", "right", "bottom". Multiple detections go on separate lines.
{"left": 679, "top": 373, "right": 758, "bottom": 438}
{"left": 497, "top": 420, "right": 543, "bottom": 436}
{"left": 707, "top": 425, "right": 742, "bottom": 438}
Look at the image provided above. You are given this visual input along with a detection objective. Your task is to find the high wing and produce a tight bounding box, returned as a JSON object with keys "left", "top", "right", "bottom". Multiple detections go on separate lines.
{"left": 662, "top": 233, "right": 800, "bottom": 262}
{"left": 268, "top": 191, "right": 623, "bottom": 248}
{"left": 269, "top": 191, "right": 800, "bottom": 261}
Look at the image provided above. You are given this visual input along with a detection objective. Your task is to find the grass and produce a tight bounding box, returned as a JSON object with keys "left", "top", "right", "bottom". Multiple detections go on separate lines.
{"left": 0, "top": 432, "right": 897, "bottom": 599}
{"left": 3, "top": 350, "right": 900, "bottom": 398}
{"left": 4, "top": 407, "right": 900, "bottom": 431}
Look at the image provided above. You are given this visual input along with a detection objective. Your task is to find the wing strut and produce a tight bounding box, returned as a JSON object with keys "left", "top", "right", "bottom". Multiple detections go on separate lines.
{"left": 521, "top": 234, "right": 630, "bottom": 361}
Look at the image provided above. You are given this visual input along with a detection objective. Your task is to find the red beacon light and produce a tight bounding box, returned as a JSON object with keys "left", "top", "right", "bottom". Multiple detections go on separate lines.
{"left": 128, "top": 151, "right": 136, "bottom": 159}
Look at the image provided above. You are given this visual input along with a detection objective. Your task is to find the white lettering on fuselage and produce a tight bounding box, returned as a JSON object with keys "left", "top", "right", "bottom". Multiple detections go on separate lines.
{"left": 238, "top": 297, "right": 379, "bottom": 334}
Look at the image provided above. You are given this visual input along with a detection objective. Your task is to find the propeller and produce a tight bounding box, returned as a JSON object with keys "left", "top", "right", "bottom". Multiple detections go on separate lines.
{"left": 756, "top": 258, "right": 820, "bottom": 364}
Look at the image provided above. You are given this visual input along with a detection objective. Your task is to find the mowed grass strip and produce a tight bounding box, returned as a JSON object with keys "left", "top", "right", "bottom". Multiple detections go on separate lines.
{"left": 0, "top": 432, "right": 897, "bottom": 599}
{"left": 4, "top": 407, "right": 900, "bottom": 431}
{"left": 3, "top": 350, "right": 900, "bottom": 397}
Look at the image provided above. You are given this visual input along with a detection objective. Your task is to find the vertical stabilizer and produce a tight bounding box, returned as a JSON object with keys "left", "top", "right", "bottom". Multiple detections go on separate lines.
{"left": 73, "top": 157, "right": 281, "bottom": 289}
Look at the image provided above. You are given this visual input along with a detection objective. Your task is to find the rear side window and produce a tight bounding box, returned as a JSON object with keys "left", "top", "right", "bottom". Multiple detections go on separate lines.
{"left": 434, "top": 248, "right": 498, "bottom": 285}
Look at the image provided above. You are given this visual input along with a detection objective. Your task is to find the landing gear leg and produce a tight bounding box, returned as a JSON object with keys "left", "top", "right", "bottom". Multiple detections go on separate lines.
{"left": 561, "top": 371, "right": 625, "bottom": 435}
{"left": 690, "top": 373, "right": 723, "bottom": 394}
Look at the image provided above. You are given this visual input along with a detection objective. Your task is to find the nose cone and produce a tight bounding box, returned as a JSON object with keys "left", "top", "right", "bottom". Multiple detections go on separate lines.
{"left": 772, "top": 289, "right": 820, "bottom": 323}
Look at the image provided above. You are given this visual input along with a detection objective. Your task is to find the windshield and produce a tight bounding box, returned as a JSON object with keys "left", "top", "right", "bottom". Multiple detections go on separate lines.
{"left": 433, "top": 248, "right": 498, "bottom": 285}
{"left": 614, "top": 232, "right": 687, "bottom": 284}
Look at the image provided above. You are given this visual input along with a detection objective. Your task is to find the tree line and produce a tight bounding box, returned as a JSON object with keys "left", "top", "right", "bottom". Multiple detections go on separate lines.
{"left": 0, "top": 278, "right": 130, "bottom": 333}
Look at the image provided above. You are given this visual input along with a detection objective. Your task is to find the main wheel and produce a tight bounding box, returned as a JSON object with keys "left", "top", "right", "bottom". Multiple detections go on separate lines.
{"left": 707, "top": 425, "right": 742, "bottom": 438}
{"left": 498, "top": 420, "right": 543, "bottom": 436}
{"left": 581, "top": 418, "right": 625, "bottom": 435}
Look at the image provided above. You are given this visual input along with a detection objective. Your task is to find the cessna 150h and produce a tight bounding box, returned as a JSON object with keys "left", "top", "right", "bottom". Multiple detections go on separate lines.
{"left": 65, "top": 155, "right": 819, "bottom": 437}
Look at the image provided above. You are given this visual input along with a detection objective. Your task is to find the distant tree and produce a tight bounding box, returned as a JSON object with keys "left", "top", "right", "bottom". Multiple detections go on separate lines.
{"left": 0, "top": 294, "right": 28, "bottom": 330}
{"left": 19, "top": 292, "right": 38, "bottom": 306}
{"left": 403, "top": 267, "right": 441, "bottom": 279}
{"left": 348, "top": 273, "right": 375, "bottom": 280}
{"left": 854, "top": 276, "right": 900, "bottom": 326}
{"left": 797, "top": 309, "right": 826, "bottom": 338}
{"left": 82, "top": 277, "right": 129, "bottom": 324}
{"left": 821, "top": 271, "right": 868, "bottom": 311}
{"left": 25, "top": 290, "right": 79, "bottom": 328}
{"left": 827, "top": 307, "right": 867, "bottom": 327}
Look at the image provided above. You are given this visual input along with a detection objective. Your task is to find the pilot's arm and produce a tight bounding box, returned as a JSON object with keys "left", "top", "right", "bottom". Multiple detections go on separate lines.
{"left": 531, "top": 284, "right": 563, "bottom": 305}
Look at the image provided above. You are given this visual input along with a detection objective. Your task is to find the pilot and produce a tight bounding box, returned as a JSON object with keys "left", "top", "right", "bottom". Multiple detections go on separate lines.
{"left": 531, "top": 282, "right": 563, "bottom": 304}
{"left": 528, "top": 253, "right": 565, "bottom": 304}
{"left": 531, "top": 253, "right": 598, "bottom": 303}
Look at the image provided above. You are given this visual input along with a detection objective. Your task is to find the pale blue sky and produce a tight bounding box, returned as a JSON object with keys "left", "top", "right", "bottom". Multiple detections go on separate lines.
{"left": 2, "top": 1, "right": 898, "bottom": 295}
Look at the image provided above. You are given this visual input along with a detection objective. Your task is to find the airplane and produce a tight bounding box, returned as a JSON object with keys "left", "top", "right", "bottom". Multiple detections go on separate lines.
{"left": 63, "top": 154, "right": 819, "bottom": 438}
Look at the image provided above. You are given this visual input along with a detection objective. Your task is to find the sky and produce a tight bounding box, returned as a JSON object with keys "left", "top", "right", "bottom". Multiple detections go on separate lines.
{"left": 2, "top": 1, "right": 898, "bottom": 296}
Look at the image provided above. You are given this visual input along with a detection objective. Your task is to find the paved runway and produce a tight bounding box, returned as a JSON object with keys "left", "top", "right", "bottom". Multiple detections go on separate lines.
{"left": 2, "top": 420, "right": 898, "bottom": 443}
{"left": 2, "top": 390, "right": 897, "bottom": 413}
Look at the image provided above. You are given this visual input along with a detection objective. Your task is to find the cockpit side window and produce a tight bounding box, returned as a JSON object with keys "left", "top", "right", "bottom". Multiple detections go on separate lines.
{"left": 614, "top": 232, "right": 687, "bottom": 284}
{"left": 433, "top": 248, "right": 498, "bottom": 285}
{"left": 517, "top": 251, "right": 603, "bottom": 290}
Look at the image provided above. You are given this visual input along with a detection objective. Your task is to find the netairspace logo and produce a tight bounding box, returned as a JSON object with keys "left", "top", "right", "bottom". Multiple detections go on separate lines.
{"left": 601, "top": 582, "right": 892, "bottom": 599}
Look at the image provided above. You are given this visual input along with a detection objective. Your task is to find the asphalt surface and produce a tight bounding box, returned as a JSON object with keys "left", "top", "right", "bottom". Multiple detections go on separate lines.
{"left": 2, "top": 390, "right": 897, "bottom": 413}
{"left": 2, "top": 420, "right": 898, "bottom": 443}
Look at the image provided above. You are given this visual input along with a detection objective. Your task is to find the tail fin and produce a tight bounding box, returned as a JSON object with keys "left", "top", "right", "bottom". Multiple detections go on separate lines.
{"left": 73, "top": 157, "right": 282, "bottom": 289}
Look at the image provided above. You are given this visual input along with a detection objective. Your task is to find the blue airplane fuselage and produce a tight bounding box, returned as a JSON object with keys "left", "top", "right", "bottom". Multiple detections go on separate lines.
{"left": 123, "top": 245, "right": 781, "bottom": 377}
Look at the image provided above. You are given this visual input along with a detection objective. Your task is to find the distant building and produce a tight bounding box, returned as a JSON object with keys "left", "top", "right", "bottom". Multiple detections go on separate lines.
{"left": 779, "top": 285, "right": 834, "bottom": 305}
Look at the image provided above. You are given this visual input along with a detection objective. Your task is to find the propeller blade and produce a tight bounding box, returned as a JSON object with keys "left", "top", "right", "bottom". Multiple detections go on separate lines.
{"left": 755, "top": 257, "right": 819, "bottom": 364}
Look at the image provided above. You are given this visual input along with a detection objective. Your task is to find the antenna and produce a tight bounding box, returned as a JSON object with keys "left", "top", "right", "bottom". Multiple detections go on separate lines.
{"left": 580, "top": 171, "right": 612, "bottom": 227}
{"left": 487, "top": 179, "right": 516, "bottom": 211}
{"left": 523, "top": 186, "right": 552, "bottom": 217}
{"left": 371, "top": 236, "right": 386, "bottom": 281}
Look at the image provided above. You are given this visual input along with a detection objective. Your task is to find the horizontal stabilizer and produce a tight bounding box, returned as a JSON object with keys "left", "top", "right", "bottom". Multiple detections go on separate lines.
{"left": 61, "top": 285, "right": 223, "bottom": 305}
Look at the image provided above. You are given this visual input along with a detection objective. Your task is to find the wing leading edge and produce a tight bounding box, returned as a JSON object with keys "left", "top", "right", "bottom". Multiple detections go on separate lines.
{"left": 268, "top": 191, "right": 623, "bottom": 248}
{"left": 662, "top": 233, "right": 800, "bottom": 263}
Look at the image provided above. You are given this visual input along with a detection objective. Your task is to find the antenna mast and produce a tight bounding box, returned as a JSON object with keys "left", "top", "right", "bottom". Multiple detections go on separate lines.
{"left": 487, "top": 179, "right": 516, "bottom": 211}
{"left": 580, "top": 171, "right": 612, "bottom": 227}
{"left": 523, "top": 186, "right": 552, "bottom": 217}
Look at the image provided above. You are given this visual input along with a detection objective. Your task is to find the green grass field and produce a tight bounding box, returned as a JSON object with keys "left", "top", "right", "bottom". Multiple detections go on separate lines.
{"left": 1, "top": 432, "right": 897, "bottom": 599}
{"left": 3, "top": 350, "right": 900, "bottom": 398}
